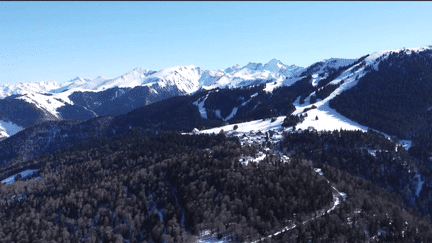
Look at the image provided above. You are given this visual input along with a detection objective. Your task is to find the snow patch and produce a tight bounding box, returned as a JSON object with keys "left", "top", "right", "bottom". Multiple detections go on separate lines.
{"left": 314, "top": 168, "right": 324, "bottom": 176}
{"left": 399, "top": 140, "right": 412, "bottom": 150}
{"left": 414, "top": 171, "right": 424, "bottom": 197}
{"left": 241, "top": 93, "right": 258, "bottom": 106}
{"left": 0, "top": 120, "right": 24, "bottom": 137}
{"left": 223, "top": 107, "right": 238, "bottom": 122}
{"left": 1, "top": 169, "right": 38, "bottom": 184}
{"left": 239, "top": 151, "right": 267, "bottom": 166}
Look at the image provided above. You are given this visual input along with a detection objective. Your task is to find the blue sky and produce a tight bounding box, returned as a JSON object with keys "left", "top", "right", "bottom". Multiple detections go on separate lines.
{"left": 1, "top": 1, "right": 431, "bottom": 85}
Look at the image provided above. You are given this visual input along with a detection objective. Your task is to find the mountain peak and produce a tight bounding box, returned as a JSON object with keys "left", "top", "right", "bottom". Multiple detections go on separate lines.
{"left": 132, "top": 66, "right": 147, "bottom": 72}
{"left": 244, "top": 62, "right": 264, "bottom": 71}
{"left": 267, "top": 58, "right": 281, "bottom": 64}
{"left": 69, "top": 76, "right": 91, "bottom": 83}
{"left": 263, "top": 58, "right": 287, "bottom": 73}
{"left": 367, "top": 45, "right": 432, "bottom": 62}
{"left": 224, "top": 64, "right": 241, "bottom": 74}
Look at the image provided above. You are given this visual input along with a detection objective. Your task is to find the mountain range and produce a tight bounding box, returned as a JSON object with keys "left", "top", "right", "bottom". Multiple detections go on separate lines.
{"left": 2, "top": 45, "right": 432, "bottom": 242}
{"left": 0, "top": 59, "right": 304, "bottom": 139}
{"left": 1, "top": 45, "right": 432, "bottom": 154}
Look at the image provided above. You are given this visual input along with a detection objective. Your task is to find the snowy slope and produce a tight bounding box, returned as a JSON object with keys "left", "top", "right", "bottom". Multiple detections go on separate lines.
{"left": 264, "top": 58, "right": 358, "bottom": 92}
{"left": 17, "top": 92, "right": 74, "bottom": 119}
{"left": 291, "top": 97, "right": 368, "bottom": 132}
{"left": 288, "top": 46, "right": 432, "bottom": 133}
{"left": 147, "top": 65, "right": 204, "bottom": 94}
{"left": 287, "top": 57, "right": 380, "bottom": 132}
{"left": 0, "top": 120, "right": 24, "bottom": 139}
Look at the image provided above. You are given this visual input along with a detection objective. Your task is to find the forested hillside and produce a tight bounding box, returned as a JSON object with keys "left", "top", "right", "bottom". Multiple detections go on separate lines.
{"left": 281, "top": 129, "right": 432, "bottom": 226}
{"left": 0, "top": 131, "right": 334, "bottom": 242}
{"left": 330, "top": 49, "right": 432, "bottom": 140}
{"left": 0, "top": 130, "right": 431, "bottom": 242}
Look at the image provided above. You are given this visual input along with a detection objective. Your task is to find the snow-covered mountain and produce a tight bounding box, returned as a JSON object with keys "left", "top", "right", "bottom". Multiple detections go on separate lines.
{"left": 1, "top": 44, "right": 432, "bottom": 141}
{"left": 0, "top": 59, "right": 303, "bottom": 138}
{"left": 2, "top": 44, "right": 432, "bottom": 165}
{"left": 2, "top": 45, "right": 432, "bottom": 242}
{"left": 28, "top": 59, "right": 303, "bottom": 96}
{"left": 204, "top": 59, "right": 304, "bottom": 89}
{"left": 0, "top": 80, "right": 60, "bottom": 99}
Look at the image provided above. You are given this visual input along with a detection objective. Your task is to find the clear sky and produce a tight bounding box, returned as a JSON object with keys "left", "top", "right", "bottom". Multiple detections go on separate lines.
{"left": 1, "top": 1, "right": 431, "bottom": 85}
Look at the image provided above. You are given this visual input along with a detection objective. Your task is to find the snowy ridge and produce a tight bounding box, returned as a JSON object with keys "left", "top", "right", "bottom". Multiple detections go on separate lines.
{"left": 0, "top": 80, "right": 60, "bottom": 99}
{"left": 319, "top": 58, "right": 357, "bottom": 71}
{"left": 50, "top": 76, "right": 94, "bottom": 93}
{"left": 2, "top": 45, "right": 431, "bottom": 100}
{"left": 0, "top": 59, "right": 303, "bottom": 126}
{"left": 205, "top": 59, "right": 303, "bottom": 89}
{"left": 20, "top": 59, "right": 302, "bottom": 96}
{"left": 364, "top": 45, "right": 432, "bottom": 71}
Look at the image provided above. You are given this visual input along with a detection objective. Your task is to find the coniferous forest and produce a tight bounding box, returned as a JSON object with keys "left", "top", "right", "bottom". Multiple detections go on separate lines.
{"left": 330, "top": 49, "right": 432, "bottom": 140}
{"left": 0, "top": 128, "right": 432, "bottom": 242}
